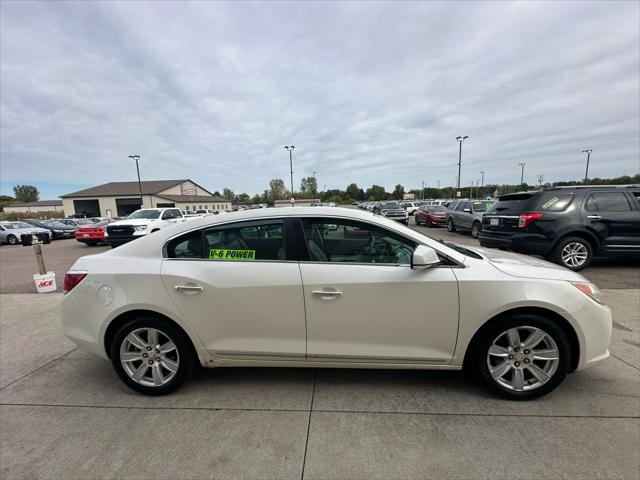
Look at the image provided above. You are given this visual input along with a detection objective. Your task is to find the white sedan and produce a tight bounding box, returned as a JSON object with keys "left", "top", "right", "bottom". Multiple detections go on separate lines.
{"left": 61, "top": 207, "right": 612, "bottom": 399}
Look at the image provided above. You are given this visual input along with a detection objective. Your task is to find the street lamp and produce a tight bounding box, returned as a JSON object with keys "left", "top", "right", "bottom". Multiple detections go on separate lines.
{"left": 518, "top": 162, "right": 526, "bottom": 186}
{"left": 284, "top": 145, "right": 295, "bottom": 200}
{"left": 480, "top": 171, "right": 485, "bottom": 187}
{"left": 456, "top": 136, "right": 468, "bottom": 190}
{"left": 128, "top": 155, "right": 143, "bottom": 205}
{"left": 582, "top": 149, "right": 592, "bottom": 183}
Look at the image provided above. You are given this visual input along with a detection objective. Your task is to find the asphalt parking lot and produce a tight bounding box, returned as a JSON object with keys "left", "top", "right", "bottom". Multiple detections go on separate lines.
{"left": 1, "top": 216, "right": 639, "bottom": 479}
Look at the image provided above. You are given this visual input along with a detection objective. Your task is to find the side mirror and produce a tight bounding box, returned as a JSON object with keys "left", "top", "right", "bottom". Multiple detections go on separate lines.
{"left": 411, "top": 245, "right": 441, "bottom": 269}
{"left": 463, "top": 208, "right": 471, "bottom": 213}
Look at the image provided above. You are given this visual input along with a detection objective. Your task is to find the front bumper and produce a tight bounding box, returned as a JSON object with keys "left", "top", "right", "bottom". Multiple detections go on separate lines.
{"left": 572, "top": 297, "right": 612, "bottom": 370}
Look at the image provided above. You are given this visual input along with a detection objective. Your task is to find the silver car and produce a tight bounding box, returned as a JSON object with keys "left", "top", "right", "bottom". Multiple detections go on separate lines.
{"left": 0, "top": 221, "right": 52, "bottom": 245}
{"left": 446, "top": 200, "right": 494, "bottom": 238}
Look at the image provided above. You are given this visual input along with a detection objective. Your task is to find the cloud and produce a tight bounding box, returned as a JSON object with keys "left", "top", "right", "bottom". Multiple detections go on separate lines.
{"left": 1, "top": 0, "right": 638, "bottom": 198}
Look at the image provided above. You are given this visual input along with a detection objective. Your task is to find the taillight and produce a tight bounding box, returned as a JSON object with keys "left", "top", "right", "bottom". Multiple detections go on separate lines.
{"left": 64, "top": 271, "right": 87, "bottom": 293}
{"left": 518, "top": 213, "right": 543, "bottom": 229}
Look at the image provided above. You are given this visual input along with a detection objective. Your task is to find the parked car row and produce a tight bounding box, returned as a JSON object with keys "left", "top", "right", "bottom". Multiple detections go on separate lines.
{"left": 412, "top": 185, "right": 640, "bottom": 271}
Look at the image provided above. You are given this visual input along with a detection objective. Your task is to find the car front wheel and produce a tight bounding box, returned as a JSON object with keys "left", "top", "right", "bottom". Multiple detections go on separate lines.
{"left": 111, "top": 317, "right": 194, "bottom": 395}
{"left": 550, "top": 236, "right": 593, "bottom": 271}
{"left": 469, "top": 314, "right": 570, "bottom": 400}
{"left": 447, "top": 218, "right": 456, "bottom": 232}
{"left": 7, "top": 235, "right": 18, "bottom": 245}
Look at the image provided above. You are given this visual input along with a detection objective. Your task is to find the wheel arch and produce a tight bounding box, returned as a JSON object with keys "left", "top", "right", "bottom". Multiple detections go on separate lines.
{"left": 462, "top": 306, "right": 580, "bottom": 372}
{"left": 551, "top": 229, "right": 600, "bottom": 255}
{"left": 104, "top": 309, "right": 199, "bottom": 363}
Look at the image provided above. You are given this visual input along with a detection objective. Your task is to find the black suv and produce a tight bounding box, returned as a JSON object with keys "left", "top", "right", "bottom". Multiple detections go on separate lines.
{"left": 479, "top": 185, "right": 640, "bottom": 270}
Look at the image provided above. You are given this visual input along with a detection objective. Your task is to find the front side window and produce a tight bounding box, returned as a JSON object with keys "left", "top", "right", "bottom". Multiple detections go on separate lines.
{"left": 301, "top": 218, "right": 415, "bottom": 265}
{"left": 586, "top": 192, "right": 631, "bottom": 212}
{"left": 456, "top": 202, "right": 469, "bottom": 212}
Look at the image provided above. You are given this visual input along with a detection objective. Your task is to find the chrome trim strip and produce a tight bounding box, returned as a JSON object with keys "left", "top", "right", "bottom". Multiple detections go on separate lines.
{"left": 308, "top": 354, "right": 448, "bottom": 364}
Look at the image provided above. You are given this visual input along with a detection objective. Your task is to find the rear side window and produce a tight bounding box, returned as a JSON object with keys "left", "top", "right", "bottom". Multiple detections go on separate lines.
{"left": 205, "top": 220, "right": 286, "bottom": 261}
{"left": 166, "top": 230, "right": 203, "bottom": 258}
{"left": 529, "top": 194, "right": 573, "bottom": 211}
{"left": 585, "top": 192, "right": 631, "bottom": 212}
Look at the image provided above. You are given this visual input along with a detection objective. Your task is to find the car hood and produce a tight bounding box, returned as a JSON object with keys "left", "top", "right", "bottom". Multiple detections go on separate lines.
{"left": 466, "top": 246, "right": 587, "bottom": 282}
{"left": 108, "top": 218, "right": 160, "bottom": 226}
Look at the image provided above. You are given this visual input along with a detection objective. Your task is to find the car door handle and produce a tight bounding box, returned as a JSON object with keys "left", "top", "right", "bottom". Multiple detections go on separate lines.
{"left": 312, "top": 290, "right": 343, "bottom": 297}
{"left": 587, "top": 215, "right": 602, "bottom": 219}
{"left": 174, "top": 285, "right": 203, "bottom": 293}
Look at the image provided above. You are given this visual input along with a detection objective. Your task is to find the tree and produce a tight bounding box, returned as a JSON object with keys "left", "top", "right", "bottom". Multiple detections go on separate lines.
{"left": 13, "top": 185, "right": 39, "bottom": 202}
{"left": 365, "top": 185, "right": 387, "bottom": 201}
{"left": 213, "top": 191, "right": 221, "bottom": 197}
{"left": 236, "top": 193, "right": 250, "bottom": 204}
{"left": 391, "top": 184, "right": 405, "bottom": 200}
{"left": 268, "top": 178, "right": 287, "bottom": 200}
{"left": 345, "top": 183, "right": 364, "bottom": 201}
{"left": 300, "top": 177, "right": 318, "bottom": 196}
{"left": 222, "top": 188, "right": 235, "bottom": 201}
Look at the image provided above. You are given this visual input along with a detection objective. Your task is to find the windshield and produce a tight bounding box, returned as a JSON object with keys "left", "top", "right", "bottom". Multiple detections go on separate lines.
{"left": 126, "top": 209, "right": 161, "bottom": 220}
{"left": 428, "top": 206, "right": 447, "bottom": 212}
{"left": 2, "top": 222, "right": 33, "bottom": 229}
{"left": 381, "top": 202, "right": 401, "bottom": 209}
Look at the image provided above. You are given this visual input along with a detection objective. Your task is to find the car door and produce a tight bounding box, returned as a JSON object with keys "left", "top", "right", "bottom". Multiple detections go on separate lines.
{"left": 583, "top": 191, "right": 640, "bottom": 253}
{"left": 160, "top": 218, "right": 306, "bottom": 358}
{"left": 296, "top": 217, "right": 459, "bottom": 363}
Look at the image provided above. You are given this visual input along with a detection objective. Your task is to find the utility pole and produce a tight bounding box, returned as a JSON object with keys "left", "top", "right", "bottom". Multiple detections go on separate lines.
{"left": 456, "top": 136, "right": 468, "bottom": 190}
{"left": 518, "top": 162, "right": 526, "bottom": 186}
{"left": 284, "top": 145, "right": 295, "bottom": 203}
{"left": 421, "top": 180, "right": 425, "bottom": 200}
{"left": 582, "top": 149, "right": 592, "bottom": 183}
{"left": 480, "top": 171, "right": 485, "bottom": 187}
{"left": 128, "top": 155, "right": 142, "bottom": 205}
{"left": 538, "top": 174, "right": 544, "bottom": 187}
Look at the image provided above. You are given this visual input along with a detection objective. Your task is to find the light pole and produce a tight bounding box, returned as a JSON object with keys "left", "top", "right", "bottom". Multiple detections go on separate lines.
{"left": 284, "top": 145, "right": 295, "bottom": 199}
{"left": 421, "top": 180, "right": 425, "bottom": 200}
{"left": 518, "top": 162, "right": 526, "bottom": 186}
{"left": 128, "top": 155, "right": 142, "bottom": 205}
{"left": 480, "top": 171, "right": 485, "bottom": 187}
{"left": 582, "top": 149, "right": 592, "bottom": 183}
{"left": 437, "top": 180, "right": 440, "bottom": 190}
{"left": 456, "top": 136, "right": 468, "bottom": 190}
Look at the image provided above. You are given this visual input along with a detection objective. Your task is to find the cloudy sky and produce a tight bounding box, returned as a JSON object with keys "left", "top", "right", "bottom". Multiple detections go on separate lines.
{"left": 1, "top": 0, "right": 639, "bottom": 199}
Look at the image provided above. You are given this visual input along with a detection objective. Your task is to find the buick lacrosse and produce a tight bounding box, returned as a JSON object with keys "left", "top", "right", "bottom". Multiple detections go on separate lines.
{"left": 62, "top": 207, "right": 611, "bottom": 399}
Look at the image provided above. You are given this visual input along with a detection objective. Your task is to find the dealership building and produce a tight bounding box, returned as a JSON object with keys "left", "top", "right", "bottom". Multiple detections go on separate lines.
{"left": 61, "top": 179, "right": 230, "bottom": 218}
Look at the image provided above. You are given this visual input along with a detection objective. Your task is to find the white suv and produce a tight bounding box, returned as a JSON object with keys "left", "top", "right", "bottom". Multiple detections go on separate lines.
{"left": 105, "top": 208, "right": 185, "bottom": 248}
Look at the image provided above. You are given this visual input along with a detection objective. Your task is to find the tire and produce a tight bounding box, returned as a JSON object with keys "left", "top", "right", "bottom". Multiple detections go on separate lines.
{"left": 447, "top": 218, "right": 456, "bottom": 232}
{"left": 425, "top": 218, "right": 433, "bottom": 228}
{"left": 7, "top": 235, "right": 18, "bottom": 245}
{"left": 414, "top": 217, "right": 422, "bottom": 226}
{"left": 550, "top": 236, "right": 594, "bottom": 271}
{"left": 110, "top": 317, "right": 194, "bottom": 395}
{"left": 468, "top": 314, "right": 571, "bottom": 400}
{"left": 471, "top": 222, "right": 482, "bottom": 239}
{"left": 403, "top": 220, "right": 409, "bottom": 226}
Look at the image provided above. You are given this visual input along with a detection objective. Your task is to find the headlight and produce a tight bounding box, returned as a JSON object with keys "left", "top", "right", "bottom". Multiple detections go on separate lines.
{"left": 572, "top": 282, "right": 604, "bottom": 304}
{"left": 134, "top": 225, "right": 147, "bottom": 232}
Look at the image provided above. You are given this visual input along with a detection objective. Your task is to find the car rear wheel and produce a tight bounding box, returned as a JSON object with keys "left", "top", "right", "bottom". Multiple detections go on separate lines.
{"left": 469, "top": 314, "right": 570, "bottom": 400}
{"left": 111, "top": 317, "right": 194, "bottom": 395}
{"left": 7, "top": 235, "right": 18, "bottom": 245}
{"left": 550, "top": 236, "right": 593, "bottom": 271}
{"left": 471, "top": 222, "right": 481, "bottom": 239}
{"left": 447, "top": 218, "right": 456, "bottom": 232}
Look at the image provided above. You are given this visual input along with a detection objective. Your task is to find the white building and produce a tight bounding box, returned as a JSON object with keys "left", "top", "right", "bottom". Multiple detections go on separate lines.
{"left": 61, "top": 179, "right": 230, "bottom": 218}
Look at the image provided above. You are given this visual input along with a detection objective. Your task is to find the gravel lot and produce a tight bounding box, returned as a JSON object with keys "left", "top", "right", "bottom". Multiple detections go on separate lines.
{"left": 0, "top": 211, "right": 638, "bottom": 479}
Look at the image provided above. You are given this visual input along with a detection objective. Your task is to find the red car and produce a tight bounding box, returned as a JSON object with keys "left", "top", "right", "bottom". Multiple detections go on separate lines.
{"left": 415, "top": 205, "right": 448, "bottom": 227}
{"left": 75, "top": 220, "right": 109, "bottom": 246}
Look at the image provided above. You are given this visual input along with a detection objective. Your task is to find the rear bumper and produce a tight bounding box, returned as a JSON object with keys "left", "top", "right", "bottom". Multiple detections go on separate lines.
{"left": 478, "top": 232, "right": 553, "bottom": 256}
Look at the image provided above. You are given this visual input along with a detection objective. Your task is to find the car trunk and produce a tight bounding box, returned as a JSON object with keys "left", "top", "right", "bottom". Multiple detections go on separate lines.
{"left": 482, "top": 193, "right": 533, "bottom": 233}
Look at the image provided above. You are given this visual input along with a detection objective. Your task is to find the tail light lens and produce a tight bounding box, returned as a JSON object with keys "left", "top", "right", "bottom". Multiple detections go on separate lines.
{"left": 64, "top": 271, "right": 87, "bottom": 293}
{"left": 518, "top": 213, "right": 543, "bottom": 229}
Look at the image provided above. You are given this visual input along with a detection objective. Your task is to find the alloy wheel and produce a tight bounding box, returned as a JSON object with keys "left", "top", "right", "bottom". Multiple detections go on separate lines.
{"left": 561, "top": 242, "right": 588, "bottom": 268}
{"left": 486, "top": 326, "right": 560, "bottom": 392}
{"left": 8, "top": 235, "right": 17, "bottom": 245}
{"left": 119, "top": 327, "right": 180, "bottom": 387}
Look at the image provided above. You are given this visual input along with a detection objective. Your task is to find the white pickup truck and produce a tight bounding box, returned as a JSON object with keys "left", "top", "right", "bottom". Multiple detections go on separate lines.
{"left": 105, "top": 208, "right": 186, "bottom": 248}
